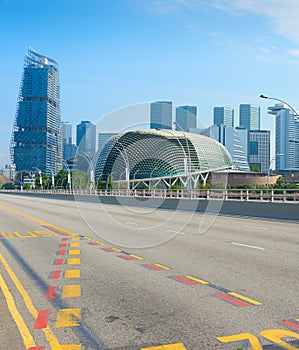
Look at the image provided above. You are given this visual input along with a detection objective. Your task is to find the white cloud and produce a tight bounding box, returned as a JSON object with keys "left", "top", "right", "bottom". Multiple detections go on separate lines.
{"left": 288, "top": 49, "right": 299, "bottom": 57}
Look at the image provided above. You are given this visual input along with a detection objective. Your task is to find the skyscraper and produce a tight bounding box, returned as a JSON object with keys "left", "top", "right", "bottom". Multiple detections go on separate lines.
{"left": 213, "top": 107, "right": 234, "bottom": 127}
{"left": 175, "top": 105, "right": 197, "bottom": 131}
{"left": 239, "top": 104, "right": 260, "bottom": 130}
{"left": 11, "top": 48, "right": 62, "bottom": 175}
{"left": 62, "top": 121, "right": 72, "bottom": 145}
{"left": 268, "top": 104, "right": 299, "bottom": 170}
{"left": 97, "top": 132, "right": 116, "bottom": 153}
{"left": 249, "top": 130, "right": 270, "bottom": 173}
{"left": 76, "top": 121, "right": 96, "bottom": 156}
{"left": 150, "top": 101, "right": 172, "bottom": 130}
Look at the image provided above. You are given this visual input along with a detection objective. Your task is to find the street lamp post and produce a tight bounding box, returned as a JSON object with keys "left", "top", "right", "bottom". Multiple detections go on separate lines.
{"left": 260, "top": 95, "right": 299, "bottom": 120}
{"left": 112, "top": 142, "right": 130, "bottom": 191}
{"left": 62, "top": 160, "right": 71, "bottom": 191}
{"left": 267, "top": 153, "right": 284, "bottom": 190}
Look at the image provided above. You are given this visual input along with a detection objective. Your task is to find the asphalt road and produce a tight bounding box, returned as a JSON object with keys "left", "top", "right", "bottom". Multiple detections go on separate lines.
{"left": 0, "top": 193, "right": 298, "bottom": 350}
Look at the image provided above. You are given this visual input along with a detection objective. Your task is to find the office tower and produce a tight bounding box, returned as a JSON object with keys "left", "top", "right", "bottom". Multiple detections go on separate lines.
{"left": 150, "top": 101, "right": 172, "bottom": 130}
{"left": 175, "top": 106, "right": 197, "bottom": 131}
{"left": 213, "top": 107, "right": 234, "bottom": 127}
{"left": 239, "top": 104, "right": 260, "bottom": 130}
{"left": 268, "top": 104, "right": 299, "bottom": 170}
{"left": 209, "top": 125, "right": 249, "bottom": 171}
{"left": 76, "top": 121, "right": 96, "bottom": 156}
{"left": 62, "top": 121, "right": 72, "bottom": 145}
{"left": 11, "top": 48, "right": 62, "bottom": 175}
{"left": 249, "top": 130, "right": 270, "bottom": 173}
{"left": 98, "top": 133, "right": 117, "bottom": 153}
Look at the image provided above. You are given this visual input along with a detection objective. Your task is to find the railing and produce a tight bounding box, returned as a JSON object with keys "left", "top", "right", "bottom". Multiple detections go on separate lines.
{"left": 5, "top": 188, "right": 299, "bottom": 202}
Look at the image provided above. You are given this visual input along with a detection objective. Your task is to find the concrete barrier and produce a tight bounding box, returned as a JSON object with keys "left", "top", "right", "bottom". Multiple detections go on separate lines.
{"left": 1, "top": 191, "right": 298, "bottom": 221}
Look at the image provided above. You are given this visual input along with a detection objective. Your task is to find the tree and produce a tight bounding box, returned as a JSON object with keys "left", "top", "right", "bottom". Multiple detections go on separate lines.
{"left": 250, "top": 164, "right": 260, "bottom": 173}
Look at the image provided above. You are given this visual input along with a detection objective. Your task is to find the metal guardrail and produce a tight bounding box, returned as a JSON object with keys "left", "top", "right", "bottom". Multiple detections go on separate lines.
{"left": 5, "top": 188, "right": 299, "bottom": 202}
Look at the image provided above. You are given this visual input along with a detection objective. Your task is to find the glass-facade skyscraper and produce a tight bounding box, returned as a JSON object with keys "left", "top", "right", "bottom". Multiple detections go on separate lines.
{"left": 213, "top": 107, "right": 234, "bottom": 127}
{"left": 76, "top": 121, "right": 96, "bottom": 156}
{"left": 239, "top": 104, "right": 260, "bottom": 130}
{"left": 150, "top": 101, "right": 172, "bottom": 130}
{"left": 175, "top": 105, "right": 197, "bottom": 131}
{"left": 11, "top": 48, "right": 62, "bottom": 175}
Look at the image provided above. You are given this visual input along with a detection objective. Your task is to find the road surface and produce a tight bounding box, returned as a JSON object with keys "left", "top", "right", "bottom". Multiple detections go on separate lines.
{"left": 0, "top": 193, "right": 298, "bottom": 349}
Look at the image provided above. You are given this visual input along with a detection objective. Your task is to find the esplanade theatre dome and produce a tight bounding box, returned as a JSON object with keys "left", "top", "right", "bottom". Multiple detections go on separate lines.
{"left": 95, "top": 129, "right": 232, "bottom": 187}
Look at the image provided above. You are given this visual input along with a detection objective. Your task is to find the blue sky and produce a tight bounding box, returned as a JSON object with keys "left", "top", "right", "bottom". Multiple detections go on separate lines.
{"left": 1, "top": 0, "right": 299, "bottom": 166}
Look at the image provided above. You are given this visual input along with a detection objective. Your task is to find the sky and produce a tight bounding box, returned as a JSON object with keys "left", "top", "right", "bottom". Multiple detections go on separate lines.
{"left": 1, "top": 0, "right": 299, "bottom": 167}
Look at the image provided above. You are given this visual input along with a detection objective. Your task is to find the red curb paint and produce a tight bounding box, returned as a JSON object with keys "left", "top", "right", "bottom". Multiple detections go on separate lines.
{"left": 50, "top": 270, "right": 61, "bottom": 279}
{"left": 281, "top": 320, "right": 299, "bottom": 331}
{"left": 34, "top": 310, "right": 51, "bottom": 329}
{"left": 57, "top": 250, "right": 66, "bottom": 256}
{"left": 102, "top": 248, "right": 115, "bottom": 252}
{"left": 88, "top": 242, "right": 99, "bottom": 245}
{"left": 46, "top": 286, "right": 57, "bottom": 299}
{"left": 28, "top": 347, "right": 45, "bottom": 350}
{"left": 54, "top": 259, "right": 64, "bottom": 265}
{"left": 119, "top": 255, "right": 135, "bottom": 260}
{"left": 172, "top": 276, "right": 198, "bottom": 286}
{"left": 60, "top": 243, "right": 67, "bottom": 248}
{"left": 216, "top": 293, "right": 250, "bottom": 307}
{"left": 62, "top": 238, "right": 68, "bottom": 242}
{"left": 142, "top": 264, "right": 161, "bottom": 271}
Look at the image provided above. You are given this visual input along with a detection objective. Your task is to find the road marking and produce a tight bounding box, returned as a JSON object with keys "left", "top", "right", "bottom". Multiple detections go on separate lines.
{"left": 169, "top": 276, "right": 198, "bottom": 286}
{"left": 65, "top": 270, "right": 81, "bottom": 279}
{"left": 54, "top": 259, "right": 64, "bottom": 265}
{"left": 102, "top": 248, "right": 115, "bottom": 252}
{"left": 0, "top": 269, "right": 36, "bottom": 348}
{"left": 154, "top": 263, "right": 171, "bottom": 270}
{"left": 83, "top": 236, "right": 92, "bottom": 240}
{"left": 46, "top": 286, "right": 57, "bottom": 300}
{"left": 0, "top": 254, "right": 62, "bottom": 348}
{"left": 69, "top": 243, "right": 80, "bottom": 248}
{"left": 228, "top": 292, "right": 262, "bottom": 306}
{"left": 68, "top": 249, "right": 80, "bottom": 255}
{"left": 71, "top": 237, "right": 80, "bottom": 241}
{"left": 130, "top": 254, "right": 144, "bottom": 260}
{"left": 61, "top": 285, "right": 81, "bottom": 298}
{"left": 57, "top": 250, "right": 66, "bottom": 256}
{"left": 281, "top": 320, "right": 299, "bottom": 331}
{"left": 126, "top": 221, "right": 138, "bottom": 225}
{"left": 141, "top": 343, "right": 186, "bottom": 349}
{"left": 50, "top": 270, "right": 61, "bottom": 279}
{"left": 67, "top": 258, "right": 81, "bottom": 265}
{"left": 119, "top": 254, "right": 136, "bottom": 260}
{"left": 60, "top": 243, "right": 67, "bottom": 248}
{"left": 56, "top": 308, "right": 81, "bottom": 327}
{"left": 215, "top": 293, "right": 250, "bottom": 307}
{"left": 166, "top": 229, "right": 180, "bottom": 234}
{"left": 142, "top": 264, "right": 161, "bottom": 271}
{"left": 34, "top": 310, "right": 51, "bottom": 329}
{"left": 217, "top": 333, "right": 262, "bottom": 349}
{"left": 112, "top": 247, "right": 123, "bottom": 252}
{"left": 185, "top": 275, "right": 209, "bottom": 285}
{"left": 230, "top": 242, "right": 265, "bottom": 250}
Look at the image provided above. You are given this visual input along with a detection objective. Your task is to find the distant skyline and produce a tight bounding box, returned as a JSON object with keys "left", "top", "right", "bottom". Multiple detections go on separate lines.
{"left": 1, "top": 0, "right": 299, "bottom": 167}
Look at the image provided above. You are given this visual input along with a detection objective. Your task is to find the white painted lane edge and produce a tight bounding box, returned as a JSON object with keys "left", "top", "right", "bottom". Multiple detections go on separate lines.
{"left": 230, "top": 242, "right": 265, "bottom": 250}
{"left": 126, "top": 221, "right": 138, "bottom": 225}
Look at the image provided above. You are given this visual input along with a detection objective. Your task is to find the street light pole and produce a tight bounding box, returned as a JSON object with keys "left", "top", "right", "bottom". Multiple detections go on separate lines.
{"left": 260, "top": 95, "right": 299, "bottom": 120}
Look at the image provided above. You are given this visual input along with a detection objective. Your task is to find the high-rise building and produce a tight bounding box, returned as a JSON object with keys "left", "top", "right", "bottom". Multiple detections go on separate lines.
{"left": 239, "top": 104, "right": 260, "bottom": 130}
{"left": 62, "top": 121, "right": 72, "bottom": 145}
{"left": 150, "top": 101, "right": 172, "bottom": 130}
{"left": 76, "top": 121, "right": 96, "bottom": 156}
{"left": 268, "top": 103, "right": 299, "bottom": 170}
{"left": 11, "top": 48, "right": 62, "bottom": 175}
{"left": 97, "top": 133, "right": 117, "bottom": 153}
{"left": 249, "top": 130, "right": 270, "bottom": 173}
{"left": 209, "top": 125, "right": 249, "bottom": 171}
{"left": 213, "top": 107, "right": 234, "bottom": 127}
{"left": 175, "top": 105, "right": 197, "bottom": 131}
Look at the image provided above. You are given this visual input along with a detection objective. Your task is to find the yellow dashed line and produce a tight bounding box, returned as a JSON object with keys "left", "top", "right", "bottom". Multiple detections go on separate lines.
{"left": 130, "top": 254, "right": 144, "bottom": 260}
{"left": 84, "top": 236, "right": 92, "bottom": 240}
{"left": 185, "top": 275, "right": 209, "bottom": 285}
{"left": 141, "top": 343, "right": 186, "bottom": 349}
{"left": 228, "top": 292, "right": 262, "bottom": 306}
{"left": 61, "top": 285, "right": 81, "bottom": 298}
{"left": 69, "top": 243, "right": 80, "bottom": 248}
{"left": 67, "top": 258, "right": 81, "bottom": 265}
{"left": 97, "top": 241, "right": 104, "bottom": 245}
{"left": 65, "top": 270, "right": 81, "bottom": 279}
{"left": 56, "top": 308, "right": 81, "bottom": 327}
{"left": 68, "top": 250, "right": 81, "bottom": 256}
{"left": 112, "top": 248, "right": 122, "bottom": 252}
{"left": 71, "top": 237, "right": 80, "bottom": 241}
{"left": 52, "top": 345, "right": 81, "bottom": 350}
{"left": 154, "top": 263, "right": 171, "bottom": 271}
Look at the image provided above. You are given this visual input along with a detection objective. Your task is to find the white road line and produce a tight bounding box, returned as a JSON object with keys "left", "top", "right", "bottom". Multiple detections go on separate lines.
{"left": 126, "top": 221, "right": 138, "bottom": 226}
{"left": 230, "top": 242, "right": 265, "bottom": 250}
{"left": 166, "top": 229, "right": 180, "bottom": 234}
